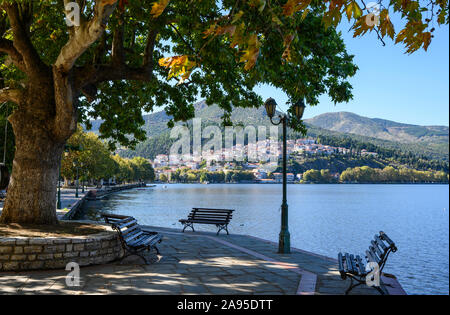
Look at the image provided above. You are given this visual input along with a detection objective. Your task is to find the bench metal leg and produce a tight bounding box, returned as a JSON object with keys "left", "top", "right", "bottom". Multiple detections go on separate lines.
{"left": 120, "top": 251, "right": 149, "bottom": 265}
{"left": 374, "top": 286, "right": 386, "bottom": 295}
{"left": 182, "top": 222, "right": 195, "bottom": 233}
{"left": 216, "top": 224, "right": 229, "bottom": 235}
{"left": 345, "top": 277, "right": 364, "bottom": 295}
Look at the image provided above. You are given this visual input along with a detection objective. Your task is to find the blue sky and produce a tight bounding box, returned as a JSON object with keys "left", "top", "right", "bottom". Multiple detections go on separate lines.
{"left": 255, "top": 20, "right": 449, "bottom": 126}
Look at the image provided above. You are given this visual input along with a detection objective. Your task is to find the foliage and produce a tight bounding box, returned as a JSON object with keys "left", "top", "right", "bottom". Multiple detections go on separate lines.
{"left": 61, "top": 126, "right": 155, "bottom": 182}
{"left": 301, "top": 166, "right": 448, "bottom": 183}
{"left": 165, "top": 168, "right": 254, "bottom": 183}
{"left": 339, "top": 166, "right": 449, "bottom": 183}
{"left": 0, "top": 0, "right": 447, "bottom": 150}
{"left": 2, "top": 0, "right": 364, "bottom": 147}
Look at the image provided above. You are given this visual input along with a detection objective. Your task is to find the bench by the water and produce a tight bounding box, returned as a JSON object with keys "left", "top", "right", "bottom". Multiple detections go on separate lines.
{"left": 179, "top": 208, "right": 234, "bottom": 235}
{"left": 338, "top": 231, "right": 397, "bottom": 295}
{"left": 102, "top": 214, "right": 162, "bottom": 264}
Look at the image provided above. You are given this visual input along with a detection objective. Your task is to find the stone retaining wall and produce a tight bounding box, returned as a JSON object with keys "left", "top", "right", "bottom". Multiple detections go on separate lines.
{"left": 0, "top": 230, "right": 122, "bottom": 271}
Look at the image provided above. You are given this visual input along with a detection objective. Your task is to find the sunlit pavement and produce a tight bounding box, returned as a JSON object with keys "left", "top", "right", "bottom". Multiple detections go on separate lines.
{"left": 0, "top": 226, "right": 406, "bottom": 295}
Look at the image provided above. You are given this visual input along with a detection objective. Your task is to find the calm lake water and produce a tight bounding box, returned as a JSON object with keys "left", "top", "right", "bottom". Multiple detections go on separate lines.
{"left": 79, "top": 184, "right": 449, "bottom": 295}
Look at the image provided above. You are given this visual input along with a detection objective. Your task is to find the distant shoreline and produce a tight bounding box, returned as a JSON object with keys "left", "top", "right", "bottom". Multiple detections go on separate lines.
{"left": 153, "top": 182, "right": 449, "bottom": 185}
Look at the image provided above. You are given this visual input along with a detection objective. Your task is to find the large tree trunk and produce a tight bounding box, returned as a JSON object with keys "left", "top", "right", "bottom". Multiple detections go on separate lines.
{"left": 0, "top": 72, "right": 76, "bottom": 225}
{"left": 0, "top": 118, "right": 64, "bottom": 224}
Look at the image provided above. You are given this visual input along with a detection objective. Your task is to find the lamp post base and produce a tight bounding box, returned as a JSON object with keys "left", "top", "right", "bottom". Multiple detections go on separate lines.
{"left": 278, "top": 230, "right": 291, "bottom": 254}
{"left": 278, "top": 202, "right": 291, "bottom": 254}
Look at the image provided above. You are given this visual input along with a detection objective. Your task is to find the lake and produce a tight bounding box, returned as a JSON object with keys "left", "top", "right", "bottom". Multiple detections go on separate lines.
{"left": 78, "top": 184, "right": 449, "bottom": 295}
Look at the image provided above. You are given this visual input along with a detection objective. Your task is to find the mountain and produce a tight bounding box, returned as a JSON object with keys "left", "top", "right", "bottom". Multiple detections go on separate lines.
{"left": 305, "top": 112, "right": 449, "bottom": 144}
{"left": 87, "top": 101, "right": 449, "bottom": 161}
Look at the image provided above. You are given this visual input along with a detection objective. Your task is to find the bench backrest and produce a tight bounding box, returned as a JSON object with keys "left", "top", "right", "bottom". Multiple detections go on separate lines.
{"left": 189, "top": 208, "right": 234, "bottom": 223}
{"left": 366, "top": 231, "right": 397, "bottom": 270}
{"left": 102, "top": 214, "right": 143, "bottom": 245}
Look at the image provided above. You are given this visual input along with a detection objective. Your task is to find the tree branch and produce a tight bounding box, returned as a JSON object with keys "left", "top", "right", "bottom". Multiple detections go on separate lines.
{"left": 3, "top": 3, "right": 48, "bottom": 77}
{"left": 111, "top": 12, "right": 125, "bottom": 65}
{"left": 55, "top": 0, "right": 118, "bottom": 73}
{"left": 74, "top": 25, "right": 159, "bottom": 100}
{"left": 0, "top": 38, "right": 26, "bottom": 72}
{"left": 0, "top": 87, "right": 22, "bottom": 104}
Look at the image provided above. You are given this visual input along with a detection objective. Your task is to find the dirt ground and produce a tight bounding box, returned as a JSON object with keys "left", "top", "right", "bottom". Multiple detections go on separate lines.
{"left": 0, "top": 221, "right": 106, "bottom": 237}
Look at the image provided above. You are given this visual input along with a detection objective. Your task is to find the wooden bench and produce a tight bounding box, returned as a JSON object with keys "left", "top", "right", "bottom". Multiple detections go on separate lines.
{"left": 102, "top": 214, "right": 162, "bottom": 264}
{"left": 338, "top": 231, "right": 398, "bottom": 295}
{"left": 179, "top": 208, "right": 234, "bottom": 235}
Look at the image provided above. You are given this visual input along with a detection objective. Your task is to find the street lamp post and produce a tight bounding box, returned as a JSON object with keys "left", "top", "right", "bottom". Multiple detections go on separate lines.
{"left": 265, "top": 98, "right": 306, "bottom": 254}
{"left": 75, "top": 162, "right": 79, "bottom": 198}
{"left": 81, "top": 162, "right": 85, "bottom": 194}
{"left": 57, "top": 163, "right": 62, "bottom": 209}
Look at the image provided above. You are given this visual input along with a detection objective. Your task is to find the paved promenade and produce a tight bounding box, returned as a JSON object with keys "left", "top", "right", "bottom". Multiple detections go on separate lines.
{"left": 0, "top": 226, "right": 406, "bottom": 295}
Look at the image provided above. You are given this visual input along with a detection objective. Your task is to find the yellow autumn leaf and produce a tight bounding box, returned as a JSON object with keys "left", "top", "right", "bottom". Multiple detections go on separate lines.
{"left": 301, "top": 8, "right": 310, "bottom": 21}
{"left": 203, "top": 23, "right": 217, "bottom": 38}
{"left": 379, "top": 9, "right": 395, "bottom": 39}
{"left": 239, "top": 34, "right": 261, "bottom": 71}
{"left": 282, "top": 0, "right": 311, "bottom": 17}
{"left": 422, "top": 32, "right": 432, "bottom": 51}
{"left": 151, "top": 0, "right": 170, "bottom": 18}
{"left": 232, "top": 11, "right": 244, "bottom": 24}
{"left": 282, "top": 34, "right": 295, "bottom": 62}
{"left": 345, "top": 1, "right": 362, "bottom": 21}
{"left": 158, "top": 55, "right": 196, "bottom": 83}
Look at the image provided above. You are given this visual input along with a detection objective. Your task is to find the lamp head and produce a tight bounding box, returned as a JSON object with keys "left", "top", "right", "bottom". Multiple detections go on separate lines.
{"left": 292, "top": 99, "right": 306, "bottom": 120}
{"left": 264, "top": 98, "right": 277, "bottom": 119}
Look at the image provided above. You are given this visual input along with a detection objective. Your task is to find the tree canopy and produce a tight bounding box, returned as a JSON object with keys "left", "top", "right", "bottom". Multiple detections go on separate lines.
{"left": 0, "top": 0, "right": 447, "bottom": 225}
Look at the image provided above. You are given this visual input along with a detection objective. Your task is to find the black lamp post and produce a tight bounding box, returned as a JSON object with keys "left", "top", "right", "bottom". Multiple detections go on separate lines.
{"left": 57, "top": 164, "right": 62, "bottom": 209}
{"left": 81, "top": 162, "right": 85, "bottom": 194}
{"left": 265, "top": 97, "right": 306, "bottom": 254}
{"left": 74, "top": 161, "right": 79, "bottom": 198}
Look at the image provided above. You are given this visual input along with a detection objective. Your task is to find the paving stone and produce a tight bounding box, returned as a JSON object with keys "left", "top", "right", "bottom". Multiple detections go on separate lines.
{"left": 0, "top": 228, "right": 391, "bottom": 295}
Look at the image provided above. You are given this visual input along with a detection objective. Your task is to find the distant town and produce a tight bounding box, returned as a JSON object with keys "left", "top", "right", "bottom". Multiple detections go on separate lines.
{"left": 151, "top": 138, "right": 380, "bottom": 183}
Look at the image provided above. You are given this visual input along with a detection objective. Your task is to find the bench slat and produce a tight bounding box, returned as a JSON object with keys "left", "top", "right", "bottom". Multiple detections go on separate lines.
{"left": 185, "top": 219, "right": 229, "bottom": 224}
{"left": 355, "top": 255, "right": 366, "bottom": 275}
{"left": 371, "top": 240, "right": 384, "bottom": 257}
{"left": 374, "top": 235, "right": 388, "bottom": 251}
{"left": 117, "top": 219, "right": 138, "bottom": 230}
{"left": 192, "top": 208, "right": 234, "bottom": 212}
{"left": 338, "top": 253, "right": 345, "bottom": 275}
{"left": 379, "top": 231, "right": 396, "bottom": 250}
{"left": 369, "top": 246, "right": 381, "bottom": 264}
{"left": 121, "top": 224, "right": 140, "bottom": 236}
{"left": 365, "top": 249, "right": 380, "bottom": 264}
{"left": 124, "top": 229, "right": 145, "bottom": 243}
{"left": 188, "top": 215, "right": 232, "bottom": 220}
{"left": 129, "top": 234, "right": 161, "bottom": 248}
{"left": 186, "top": 216, "right": 231, "bottom": 220}
{"left": 187, "top": 216, "right": 231, "bottom": 220}
{"left": 349, "top": 254, "right": 358, "bottom": 273}
{"left": 344, "top": 253, "right": 352, "bottom": 273}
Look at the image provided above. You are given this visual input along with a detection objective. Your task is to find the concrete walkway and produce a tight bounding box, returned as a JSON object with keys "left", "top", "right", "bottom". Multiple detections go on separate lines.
{"left": 0, "top": 226, "right": 406, "bottom": 295}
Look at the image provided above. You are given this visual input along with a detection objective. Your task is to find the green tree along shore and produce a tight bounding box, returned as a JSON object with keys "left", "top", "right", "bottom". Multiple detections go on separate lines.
{"left": 157, "top": 166, "right": 448, "bottom": 184}
{"left": 60, "top": 127, "right": 155, "bottom": 184}
{"left": 302, "top": 166, "right": 448, "bottom": 184}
